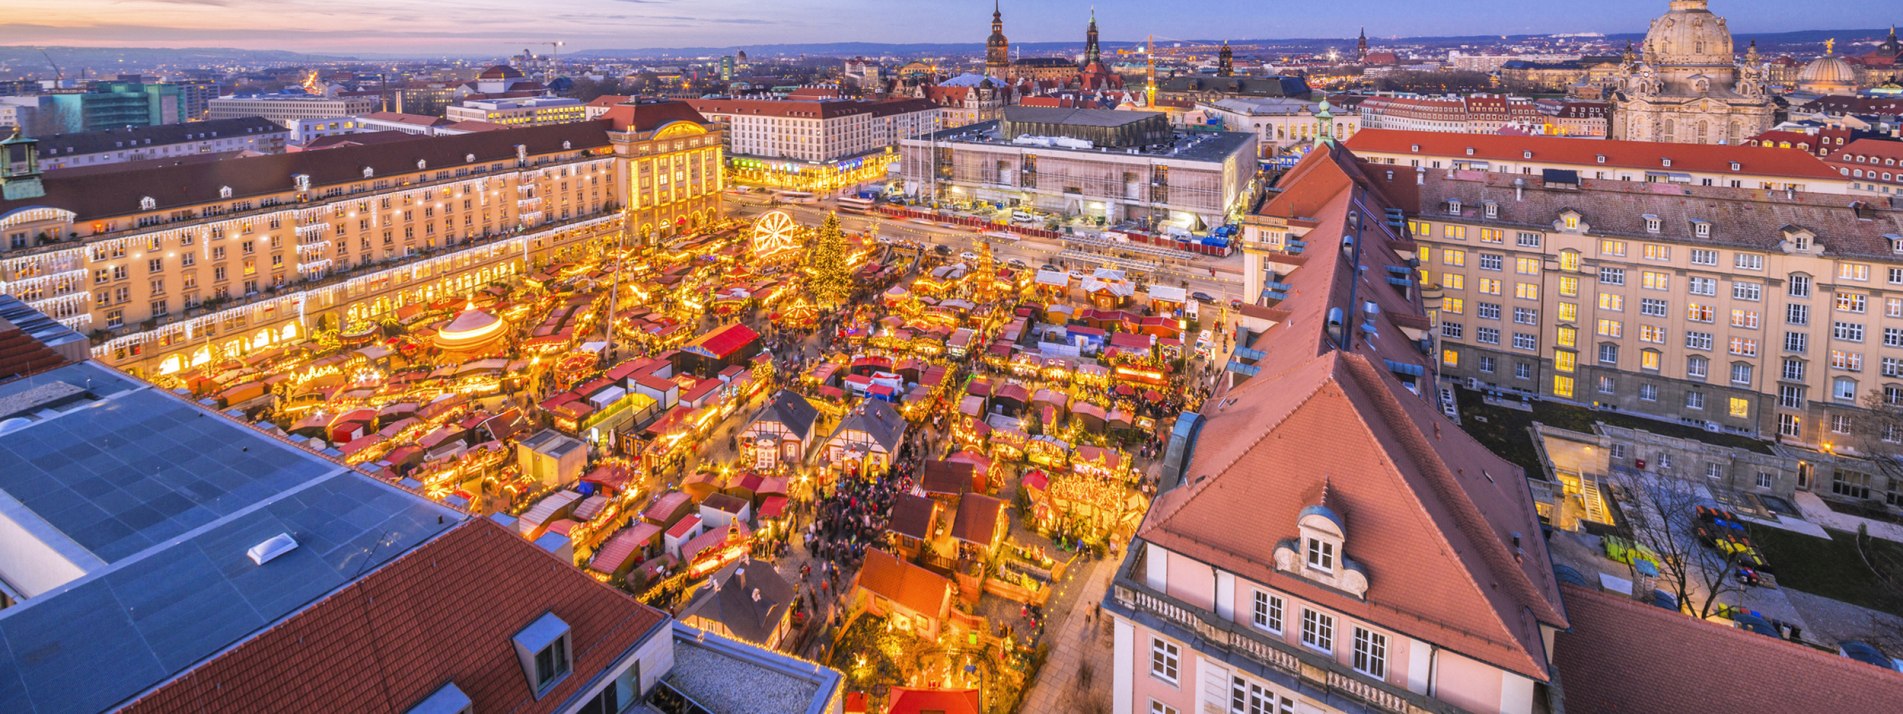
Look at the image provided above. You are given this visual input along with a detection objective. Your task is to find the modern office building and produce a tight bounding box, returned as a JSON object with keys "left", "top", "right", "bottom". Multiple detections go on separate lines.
{"left": 446, "top": 96, "right": 588, "bottom": 127}
{"left": 32, "top": 80, "right": 184, "bottom": 134}
{"left": 899, "top": 107, "right": 1256, "bottom": 231}
{"left": 207, "top": 92, "right": 380, "bottom": 124}
{"left": 0, "top": 102, "right": 721, "bottom": 378}
{"left": 30, "top": 117, "right": 288, "bottom": 170}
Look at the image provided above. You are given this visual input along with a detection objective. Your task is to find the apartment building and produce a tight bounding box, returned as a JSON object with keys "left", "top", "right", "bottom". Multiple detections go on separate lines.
{"left": 899, "top": 108, "right": 1256, "bottom": 232}
{"left": 31, "top": 117, "right": 289, "bottom": 170}
{"left": 686, "top": 97, "right": 938, "bottom": 189}
{"left": 1346, "top": 129, "right": 1851, "bottom": 194}
{"left": 1823, "top": 138, "right": 1903, "bottom": 197}
{"left": 0, "top": 103, "right": 721, "bottom": 377}
{"left": 1200, "top": 96, "right": 1356, "bottom": 156}
{"left": 1109, "top": 143, "right": 1571, "bottom": 714}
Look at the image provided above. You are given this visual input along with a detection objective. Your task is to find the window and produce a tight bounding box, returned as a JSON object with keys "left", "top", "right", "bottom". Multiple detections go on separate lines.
{"left": 1479, "top": 356, "right": 1496, "bottom": 374}
{"left": 1835, "top": 377, "right": 1859, "bottom": 401}
{"left": 1599, "top": 343, "right": 1620, "bottom": 365}
{"left": 1444, "top": 297, "right": 1464, "bottom": 314}
{"left": 1733, "top": 282, "right": 1762, "bottom": 301}
{"left": 1688, "top": 277, "right": 1716, "bottom": 296}
{"left": 1640, "top": 383, "right": 1659, "bottom": 401}
{"left": 1253, "top": 591, "right": 1285, "bottom": 633}
{"left": 1556, "top": 351, "right": 1577, "bottom": 373}
{"left": 1837, "top": 293, "right": 1868, "bottom": 313}
{"left": 1640, "top": 325, "right": 1665, "bottom": 344}
{"left": 1229, "top": 678, "right": 1293, "bottom": 714}
{"left": 1306, "top": 538, "right": 1335, "bottom": 572}
{"left": 1477, "top": 327, "right": 1501, "bottom": 345}
{"left": 1479, "top": 278, "right": 1502, "bottom": 295}
{"left": 1559, "top": 276, "right": 1580, "bottom": 297}
{"left": 1599, "top": 293, "right": 1624, "bottom": 312}
{"left": 1515, "top": 282, "right": 1539, "bottom": 300}
{"left": 1729, "top": 397, "right": 1750, "bottom": 419}
{"left": 1787, "top": 303, "right": 1810, "bottom": 326}
{"left": 1687, "top": 355, "right": 1709, "bottom": 378}
{"left": 1789, "top": 274, "right": 1812, "bottom": 297}
{"left": 1735, "top": 253, "right": 1763, "bottom": 271}
{"left": 1887, "top": 328, "right": 1903, "bottom": 348}
{"left": 1780, "top": 384, "right": 1806, "bottom": 409}
{"left": 1512, "top": 307, "right": 1539, "bottom": 325}
{"left": 1686, "top": 391, "right": 1706, "bottom": 410}
{"left": 1478, "top": 302, "right": 1502, "bottom": 320}
{"left": 1554, "top": 374, "right": 1575, "bottom": 398}
{"left": 1153, "top": 701, "right": 1181, "bottom": 714}
{"left": 1840, "top": 263, "right": 1871, "bottom": 282}
{"left": 1558, "top": 302, "right": 1578, "bottom": 322}
{"left": 1730, "top": 338, "right": 1758, "bottom": 357}
{"left": 1643, "top": 244, "right": 1671, "bottom": 261}
{"left": 1442, "top": 249, "right": 1465, "bottom": 267}
{"left": 1479, "top": 254, "right": 1503, "bottom": 272}
{"left": 1513, "top": 333, "right": 1537, "bottom": 351}
{"left": 1151, "top": 637, "right": 1181, "bottom": 683}
{"left": 1687, "top": 304, "right": 1714, "bottom": 323}
{"left": 1515, "top": 257, "right": 1540, "bottom": 275}
{"left": 1731, "top": 363, "right": 1755, "bottom": 385}
{"left": 1353, "top": 627, "right": 1389, "bottom": 679}
{"left": 1832, "top": 414, "right": 1855, "bottom": 435}
{"left": 1516, "top": 232, "right": 1542, "bottom": 248}
{"left": 1784, "top": 358, "right": 1808, "bottom": 381}
{"left": 1834, "top": 322, "right": 1866, "bottom": 343}
{"left": 1640, "top": 298, "right": 1668, "bottom": 317}
{"left": 1301, "top": 609, "right": 1335, "bottom": 653}
{"left": 1599, "top": 267, "right": 1625, "bottom": 285}
{"left": 1599, "top": 239, "right": 1627, "bottom": 257}
{"left": 1443, "top": 274, "right": 1464, "bottom": 290}
{"left": 1642, "top": 271, "right": 1670, "bottom": 291}
{"left": 1731, "top": 309, "right": 1760, "bottom": 329}
{"left": 1779, "top": 413, "right": 1801, "bottom": 437}
{"left": 1690, "top": 249, "right": 1718, "bottom": 266}
{"left": 1515, "top": 362, "right": 1533, "bottom": 380}
{"left": 1442, "top": 322, "right": 1464, "bottom": 339}
{"left": 1557, "top": 325, "right": 1577, "bottom": 348}
{"left": 1597, "top": 319, "right": 1623, "bottom": 338}
{"left": 1597, "top": 375, "right": 1617, "bottom": 394}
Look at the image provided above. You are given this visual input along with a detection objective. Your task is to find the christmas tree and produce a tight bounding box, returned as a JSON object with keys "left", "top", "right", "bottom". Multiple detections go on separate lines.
{"left": 805, "top": 212, "right": 854, "bottom": 308}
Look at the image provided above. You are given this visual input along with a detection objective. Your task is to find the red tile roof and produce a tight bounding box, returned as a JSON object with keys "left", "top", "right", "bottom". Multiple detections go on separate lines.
{"left": 886, "top": 687, "right": 981, "bottom": 714}
{"left": 599, "top": 100, "right": 712, "bottom": 133}
{"left": 1145, "top": 144, "right": 1566, "bottom": 681}
{"left": 123, "top": 520, "right": 667, "bottom": 714}
{"left": 1554, "top": 584, "right": 1903, "bottom": 713}
{"left": 855, "top": 549, "right": 951, "bottom": 619}
{"left": 1345, "top": 128, "right": 1844, "bottom": 180}
{"left": 685, "top": 97, "right": 937, "bottom": 120}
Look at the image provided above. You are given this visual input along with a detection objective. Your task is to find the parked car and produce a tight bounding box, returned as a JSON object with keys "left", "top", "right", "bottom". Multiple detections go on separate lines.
{"left": 1068, "top": 270, "right": 1088, "bottom": 281}
{"left": 1040, "top": 264, "right": 1059, "bottom": 272}
{"left": 1007, "top": 258, "right": 1029, "bottom": 269}
{"left": 1191, "top": 291, "right": 1217, "bottom": 304}
{"left": 1010, "top": 211, "right": 1037, "bottom": 224}
{"left": 933, "top": 244, "right": 954, "bottom": 256}
{"left": 960, "top": 251, "right": 980, "bottom": 262}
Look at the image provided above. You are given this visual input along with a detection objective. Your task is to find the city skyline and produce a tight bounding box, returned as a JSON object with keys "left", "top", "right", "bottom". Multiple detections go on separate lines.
{"left": 3, "top": 0, "right": 1898, "bottom": 55}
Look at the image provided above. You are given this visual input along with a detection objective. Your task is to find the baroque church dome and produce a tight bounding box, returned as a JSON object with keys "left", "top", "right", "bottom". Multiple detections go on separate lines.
{"left": 1798, "top": 49, "right": 1857, "bottom": 93}
{"left": 1641, "top": 0, "right": 1736, "bottom": 68}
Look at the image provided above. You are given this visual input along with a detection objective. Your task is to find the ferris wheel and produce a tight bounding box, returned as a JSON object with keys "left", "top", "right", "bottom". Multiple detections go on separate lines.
{"left": 752, "top": 210, "right": 801, "bottom": 258}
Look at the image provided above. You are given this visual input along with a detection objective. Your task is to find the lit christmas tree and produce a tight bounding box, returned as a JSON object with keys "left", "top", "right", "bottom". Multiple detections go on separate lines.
{"left": 805, "top": 212, "right": 854, "bottom": 308}
{"left": 974, "top": 239, "right": 996, "bottom": 299}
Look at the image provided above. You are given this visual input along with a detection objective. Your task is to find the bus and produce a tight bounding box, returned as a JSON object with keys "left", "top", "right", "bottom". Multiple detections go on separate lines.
{"left": 772, "top": 190, "right": 818, "bottom": 204}
{"left": 836, "top": 195, "right": 876, "bottom": 214}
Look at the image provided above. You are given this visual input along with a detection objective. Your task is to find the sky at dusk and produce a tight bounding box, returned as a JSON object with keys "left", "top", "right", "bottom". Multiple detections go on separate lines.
{"left": 3, "top": 0, "right": 1896, "bottom": 55}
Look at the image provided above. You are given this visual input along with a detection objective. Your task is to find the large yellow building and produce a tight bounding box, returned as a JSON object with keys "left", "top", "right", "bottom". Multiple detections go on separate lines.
{"left": 0, "top": 103, "right": 721, "bottom": 377}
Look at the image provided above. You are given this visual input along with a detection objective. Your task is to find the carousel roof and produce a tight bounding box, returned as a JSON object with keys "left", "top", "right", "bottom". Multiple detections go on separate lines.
{"left": 433, "top": 304, "right": 506, "bottom": 351}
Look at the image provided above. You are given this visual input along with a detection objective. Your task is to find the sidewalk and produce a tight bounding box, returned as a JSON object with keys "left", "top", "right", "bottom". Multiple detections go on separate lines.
{"left": 1016, "top": 556, "right": 1117, "bottom": 713}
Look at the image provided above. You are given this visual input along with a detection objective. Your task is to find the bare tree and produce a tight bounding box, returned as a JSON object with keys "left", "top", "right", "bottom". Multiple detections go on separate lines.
{"left": 1609, "top": 470, "right": 1747, "bottom": 618}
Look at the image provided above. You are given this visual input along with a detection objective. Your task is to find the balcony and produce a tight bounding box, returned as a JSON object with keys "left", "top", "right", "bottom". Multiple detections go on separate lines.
{"left": 1104, "top": 548, "right": 1453, "bottom": 714}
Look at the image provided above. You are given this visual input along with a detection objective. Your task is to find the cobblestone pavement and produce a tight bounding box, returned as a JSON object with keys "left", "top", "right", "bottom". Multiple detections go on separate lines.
{"left": 1016, "top": 554, "right": 1117, "bottom": 714}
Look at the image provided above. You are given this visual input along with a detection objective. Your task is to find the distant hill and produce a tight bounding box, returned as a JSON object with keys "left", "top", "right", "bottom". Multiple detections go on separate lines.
{"left": 0, "top": 46, "right": 355, "bottom": 75}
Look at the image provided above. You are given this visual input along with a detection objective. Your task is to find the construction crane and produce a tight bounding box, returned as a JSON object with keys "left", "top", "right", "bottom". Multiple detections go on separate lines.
{"left": 544, "top": 41, "right": 565, "bottom": 83}
{"left": 39, "top": 49, "right": 62, "bottom": 85}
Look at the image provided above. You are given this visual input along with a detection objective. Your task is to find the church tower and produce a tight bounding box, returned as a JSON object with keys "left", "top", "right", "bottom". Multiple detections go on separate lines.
{"left": 986, "top": 0, "right": 1010, "bottom": 77}
{"left": 1356, "top": 28, "right": 1369, "bottom": 62}
{"left": 1218, "top": 41, "right": 1234, "bottom": 77}
{"left": 1084, "top": 8, "right": 1102, "bottom": 68}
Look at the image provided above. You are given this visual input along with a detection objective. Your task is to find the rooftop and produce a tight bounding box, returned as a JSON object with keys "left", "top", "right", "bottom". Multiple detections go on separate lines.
{"left": 662, "top": 623, "right": 841, "bottom": 714}
{"left": 1345, "top": 128, "right": 1845, "bottom": 181}
{"left": 0, "top": 361, "right": 464, "bottom": 713}
{"left": 32, "top": 117, "right": 287, "bottom": 160}
{"left": 910, "top": 119, "right": 1255, "bottom": 164}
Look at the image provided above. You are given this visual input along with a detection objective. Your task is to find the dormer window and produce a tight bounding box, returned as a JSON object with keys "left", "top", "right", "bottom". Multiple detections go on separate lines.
{"left": 1644, "top": 214, "right": 1661, "bottom": 233}
{"left": 1693, "top": 220, "right": 1712, "bottom": 238}
{"left": 1410, "top": 144, "right": 1420, "bottom": 152}
{"left": 219, "top": 186, "right": 233, "bottom": 199}
{"left": 1730, "top": 162, "right": 1741, "bottom": 171}
{"left": 1791, "top": 233, "right": 1812, "bottom": 251}
{"left": 1484, "top": 202, "right": 1498, "bottom": 218}
{"left": 1662, "top": 158, "right": 1673, "bottom": 168}
{"left": 512, "top": 612, "right": 573, "bottom": 699}
{"left": 1465, "top": 147, "right": 1475, "bottom": 156}
{"left": 1305, "top": 538, "right": 1336, "bottom": 572}
{"left": 1447, "top": 199, "right": 1461, "bottom": 215}
{"left": 1596, "top": 154, "right": 1606, "bottom": 164}
{"left": 1522, "top": 150, "right": 1533, "bottom": 159}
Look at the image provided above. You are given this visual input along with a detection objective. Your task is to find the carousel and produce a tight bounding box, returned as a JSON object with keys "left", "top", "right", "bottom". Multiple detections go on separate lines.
{"left": 433, "top": 302, "right": 508, "bottom": 357}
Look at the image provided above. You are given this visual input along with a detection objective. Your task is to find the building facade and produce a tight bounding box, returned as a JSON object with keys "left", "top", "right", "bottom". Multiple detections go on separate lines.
{"left": 0, "top": 104, "right": 721, "bottom": 377}
{"left": 1609, "top": 0, "right": 1774, "bottom": 144}
{"left": 1357, "top": 95, "right": 1610, "bottom": 138}
{"left": 685, "top": 97, "right": 938, "bottom": 190}
{"left": 446, "top": 96, "right": 587, "bottom": 127}
{"left": 1201, "top": 96, "right": 1355, "bottom": 156}
{"left": 208, "top": 93, "right": 380, "bottom": 123}
{"left": 899, "top": 108, "right": 1256, "bottom": 232}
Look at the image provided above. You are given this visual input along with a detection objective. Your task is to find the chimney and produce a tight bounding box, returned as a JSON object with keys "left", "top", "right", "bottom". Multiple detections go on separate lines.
{"left": 1513, "top": 177, "right": 1525, "bottom": 202}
